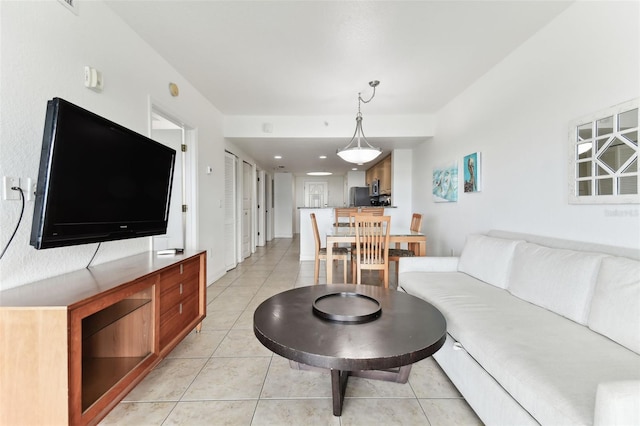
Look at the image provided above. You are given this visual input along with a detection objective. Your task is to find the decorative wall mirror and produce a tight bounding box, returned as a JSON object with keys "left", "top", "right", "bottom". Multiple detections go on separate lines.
{"left": 569, "top": 99, "right": 639, "bottom": 204}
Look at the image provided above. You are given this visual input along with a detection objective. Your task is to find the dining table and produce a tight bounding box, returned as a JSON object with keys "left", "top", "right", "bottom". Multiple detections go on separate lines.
{"left": 325, "top": 226, "right": 427, "bottom": 284}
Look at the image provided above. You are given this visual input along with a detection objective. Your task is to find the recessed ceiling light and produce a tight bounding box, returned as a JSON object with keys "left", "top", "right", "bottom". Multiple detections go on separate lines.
{"left": 307, "top": 171, "right": 332, "bottom": 176}
{"left": 352, "top": 168, "right": 358, "bottom": 171}
{"left": 274, "top": 155, "right": 282, "bottom": 159}
{"left": 319, "top": 155, "right": 327, "bottom": 159}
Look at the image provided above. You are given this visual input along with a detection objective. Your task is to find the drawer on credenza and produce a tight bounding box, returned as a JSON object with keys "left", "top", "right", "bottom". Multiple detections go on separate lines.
{"left": 159, "top": 291, "right": 199, "bottom": 349}
{"left": 159, "top": 258, "right": 200, "bottom": 296}
{"left": 157, "top": 257, "right": 202, "bottom": 350}
{"left": 159, "top": 277, "right": 198, "bottom": 317}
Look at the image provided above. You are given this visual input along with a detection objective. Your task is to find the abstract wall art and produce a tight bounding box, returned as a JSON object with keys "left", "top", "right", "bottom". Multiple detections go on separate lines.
{"left": 433, "top": 162, "right": 458, "bottom": 202}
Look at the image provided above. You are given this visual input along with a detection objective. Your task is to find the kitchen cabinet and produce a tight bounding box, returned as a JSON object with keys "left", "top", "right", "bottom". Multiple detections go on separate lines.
{"left": 379, "top": 155, "right": 392, "bottom": 194}
{"left": 366, "top": 154, "right": 392, "bottom": 195}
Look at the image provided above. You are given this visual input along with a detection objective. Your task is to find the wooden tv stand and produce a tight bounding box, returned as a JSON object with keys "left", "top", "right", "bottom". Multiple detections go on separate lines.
{"left": 0, "top": 250, "right": 206, "bottom": 426}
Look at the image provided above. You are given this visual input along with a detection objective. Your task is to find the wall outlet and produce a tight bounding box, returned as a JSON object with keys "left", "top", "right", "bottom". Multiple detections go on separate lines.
{"left": 3, "top": 177, "right": 20, "bottom": 200}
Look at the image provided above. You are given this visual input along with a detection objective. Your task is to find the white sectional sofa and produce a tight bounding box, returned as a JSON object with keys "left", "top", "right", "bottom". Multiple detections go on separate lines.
{"left": 398, "top": 230, "right": 640, "bottom": 426}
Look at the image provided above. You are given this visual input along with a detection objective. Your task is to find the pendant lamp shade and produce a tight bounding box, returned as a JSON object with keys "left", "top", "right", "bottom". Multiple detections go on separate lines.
{"left": 337, "top": 115, "right": 381, "bottom": 164}
{"left": 337, "top": 81, "right": 382, "bottom": 164}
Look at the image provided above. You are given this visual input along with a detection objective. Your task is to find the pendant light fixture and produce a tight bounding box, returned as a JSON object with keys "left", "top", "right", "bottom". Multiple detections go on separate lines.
{"left": 337, "top": 80, "right": 382, "bottom": 164}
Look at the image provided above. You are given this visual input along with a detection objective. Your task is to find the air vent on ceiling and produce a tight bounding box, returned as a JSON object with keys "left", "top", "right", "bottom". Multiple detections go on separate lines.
{"left": 57, "top": 0, "right": 78, "bottom": 15}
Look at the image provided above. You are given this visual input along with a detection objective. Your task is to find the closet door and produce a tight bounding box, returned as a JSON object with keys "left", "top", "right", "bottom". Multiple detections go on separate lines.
{"left": 224, "top": 152, "right": 237, "bottom": 270}
{"left": 242, "top": 161, "right": 252, "bottom": 259}
{"left": 257, "top": 170, "right": 266, "bottom": 247}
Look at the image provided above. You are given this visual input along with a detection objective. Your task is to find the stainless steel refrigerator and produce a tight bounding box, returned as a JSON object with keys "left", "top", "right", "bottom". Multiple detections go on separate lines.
{"left": 349, "top": 187, "right": 370, "bottom": 206}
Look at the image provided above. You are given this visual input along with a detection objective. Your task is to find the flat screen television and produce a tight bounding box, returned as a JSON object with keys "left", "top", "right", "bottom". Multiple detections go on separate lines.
{"left": 30, "top": 97, "right": 176, "bottom": 249}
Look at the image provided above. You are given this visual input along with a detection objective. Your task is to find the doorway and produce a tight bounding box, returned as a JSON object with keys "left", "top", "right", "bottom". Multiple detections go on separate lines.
{"left": 149, "top": 106, "right": 194, "bottom": 251}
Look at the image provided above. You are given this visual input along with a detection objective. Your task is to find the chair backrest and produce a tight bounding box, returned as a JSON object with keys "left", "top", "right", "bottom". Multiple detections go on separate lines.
{"left": 410, "top": 213, "right": 423, "bottom": 233}
{"left": 334, "top": 207, "right": 358, "bottom": 226}
{"left": 348, "top": 212, "right": 358, "bottom": 227}
{"left": 348, "top": 209, "right": 380, "bottom": 227}
{"left": 310, "top": 213, "right": 322, "bottom": 253}
{"left": 359, "top": 207, "right": 384, "bottom": 216}
{"left": 353, "top": 215, "right": 391, "bottom": 264}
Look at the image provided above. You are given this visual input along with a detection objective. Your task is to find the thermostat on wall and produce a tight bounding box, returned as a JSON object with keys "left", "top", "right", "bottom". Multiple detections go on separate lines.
{"left": 84, "top": 66, "right": 103, "bottom": 91}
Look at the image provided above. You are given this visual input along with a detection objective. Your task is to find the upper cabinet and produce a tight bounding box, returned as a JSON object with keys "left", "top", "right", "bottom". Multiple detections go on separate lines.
{"left": 366, "top": 154, "right": 392, "bottom": 195}
{"left": 379, "top": 155, "right": 392, "bottom": 195}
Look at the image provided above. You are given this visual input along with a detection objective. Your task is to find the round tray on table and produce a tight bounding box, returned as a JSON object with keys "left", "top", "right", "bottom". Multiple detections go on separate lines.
{"left": 312, "top": 292, "right": 381, "bottom": 324}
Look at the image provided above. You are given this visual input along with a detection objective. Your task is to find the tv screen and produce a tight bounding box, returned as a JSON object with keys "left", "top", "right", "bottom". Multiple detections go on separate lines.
{"left": 30, "top": 98, "right": 176, "bottom": 249}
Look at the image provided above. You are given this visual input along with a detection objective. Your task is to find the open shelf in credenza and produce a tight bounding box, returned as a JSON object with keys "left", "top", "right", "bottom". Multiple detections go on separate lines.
{"left": 82, "top": 298, "right": 152, "bottom": 338}
{"left": 80, "top": 287, "right": 154, "bottom": 412}
{"left": 81, "top": 356, "right": 149, "bottom": 411}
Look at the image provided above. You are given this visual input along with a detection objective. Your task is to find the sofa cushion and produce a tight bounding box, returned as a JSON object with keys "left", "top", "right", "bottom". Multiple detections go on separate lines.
{"left": 400, "top": 270, "right": 640, "bottom": 425}
{"left": 589, "top": 256, "right": 640, "bottom": 355}
{"left": 508, "top": 243, "right": 605, "bottom": 325}
{"left": 457, "top": 234, "right": 522, "bottom": 289}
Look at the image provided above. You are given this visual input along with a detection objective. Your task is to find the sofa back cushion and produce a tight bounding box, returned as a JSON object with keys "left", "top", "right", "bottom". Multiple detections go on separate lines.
{"left": 588, "top": 256, "right": 640, "bottom": 354}
{"left": 457, "top": 234, "right": 522, "bottom": 289}
{"left": 508, "top": 243, "right": 605, "bottom": 325}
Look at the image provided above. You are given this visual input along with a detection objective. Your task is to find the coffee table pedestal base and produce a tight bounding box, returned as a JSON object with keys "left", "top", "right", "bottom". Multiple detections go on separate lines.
{"left": 331, "top": 370, "right": 349, "bottom": 416}
{"left": 290, "top": 361, "right": 413, "bottom": 416}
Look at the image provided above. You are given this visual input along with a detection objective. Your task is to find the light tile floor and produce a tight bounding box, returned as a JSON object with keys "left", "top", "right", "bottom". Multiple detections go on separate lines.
{"left": 101, "top": 236, "right": 483, "bottom": 425}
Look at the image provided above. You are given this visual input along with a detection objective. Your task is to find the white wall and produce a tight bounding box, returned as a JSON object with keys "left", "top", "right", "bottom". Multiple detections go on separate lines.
{"left": 412, "top": 1, "right": 640, "bottom": 255}
{"left": 0, "top": 1, "right": 227, "bottom": 290}
{"left": 347, "top": 171, "right": 366, "bottom": 190}
{"left": 391, "top": 149, "right": 413, "bottom": 230}
{"left": 274, "top": 173, "right": 294, "bottom": 238}
{"left": 224, "top": 114, "right": 436, "bottom": 140}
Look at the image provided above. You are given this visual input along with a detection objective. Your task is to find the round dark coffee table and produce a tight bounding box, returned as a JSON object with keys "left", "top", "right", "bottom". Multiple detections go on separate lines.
{"left": 253, "top": 284, "right": 447, "bottom": 416}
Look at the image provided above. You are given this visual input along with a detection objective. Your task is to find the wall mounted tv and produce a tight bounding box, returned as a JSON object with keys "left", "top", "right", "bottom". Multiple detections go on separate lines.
{"left": 30, "top": 97, "right": 176, "bottom": 249}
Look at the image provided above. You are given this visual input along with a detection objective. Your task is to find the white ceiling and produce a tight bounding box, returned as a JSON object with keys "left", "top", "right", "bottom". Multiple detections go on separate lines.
{"left": 106, "top": 0, "right": 572, "bottom": 175}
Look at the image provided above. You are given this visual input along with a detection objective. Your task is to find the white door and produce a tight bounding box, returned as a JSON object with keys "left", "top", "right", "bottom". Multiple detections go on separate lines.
{"left": 242, "top": 161, "right": 252, "bottom": 259}
{"left": 151, "top": 111, "right": 184, "bottom": 250}
{"left": 266, "top": 174, "right": 273, "bottom": 242}
{"left": 305, "top": 182, "right": 328, "bottom": 207}
{"left": 257, "top": 170, "right": 266, "bottom": 246}
{"left": 224, "top": 152, "right": 237, "bottom": 270}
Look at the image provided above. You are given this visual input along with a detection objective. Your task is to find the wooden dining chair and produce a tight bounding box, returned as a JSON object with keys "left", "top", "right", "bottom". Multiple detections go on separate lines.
{"left": 359, "top": 207, "right": 384, "bottom": 216}
{"left": 334, "top": 207, "right": 358, "bottom": 226}
{"left": 347, "top": 209, "right": 377, "bottom": 227}
{"left": 311, "top": 213, "right": 349, "bottom": 284}
{"left": 389, "top": 213, "right": 423, "bottom": 280}
{"left": 351, "top": 214, "right": 391, "bottom": 288}
{"left": 333, "top": 207, "right": 358, "bottom": 250}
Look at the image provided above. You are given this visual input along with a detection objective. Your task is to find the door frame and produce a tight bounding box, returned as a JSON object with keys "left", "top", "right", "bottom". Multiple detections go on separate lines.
{"left": 224, "top": 151, "right": 238, "bottom": 271}
{"left": 148, "top": 98, "right": 197, "bottom": 251}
